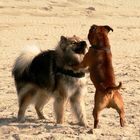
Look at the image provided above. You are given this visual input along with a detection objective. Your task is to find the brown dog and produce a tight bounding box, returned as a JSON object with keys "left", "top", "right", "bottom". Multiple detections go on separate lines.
{"left": 74, "top": 25, "right": 125, "bottom": 128}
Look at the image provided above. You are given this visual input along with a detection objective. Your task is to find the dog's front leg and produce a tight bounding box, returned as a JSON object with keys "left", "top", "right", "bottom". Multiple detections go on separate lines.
{"left": 70, "top": 90, "right": 88, "bottom": 127}
{"left": 54, "top": 96, "right": 67, "bottom": 124}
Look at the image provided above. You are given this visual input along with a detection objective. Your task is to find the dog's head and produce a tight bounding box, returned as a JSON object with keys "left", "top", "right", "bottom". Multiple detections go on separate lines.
{"left": 57, "top": 35, "right": 87, "bottom": 69}
{"left": 88, "top": 24, "right": 113, "bottom": 46}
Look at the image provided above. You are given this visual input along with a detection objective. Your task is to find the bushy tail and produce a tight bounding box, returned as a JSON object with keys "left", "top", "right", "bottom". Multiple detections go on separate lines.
{"left": 105, "top": 82, "right": 122, "bottom": 93}
{"left": 12, "top": 45, "right": 41, "bottom": 78}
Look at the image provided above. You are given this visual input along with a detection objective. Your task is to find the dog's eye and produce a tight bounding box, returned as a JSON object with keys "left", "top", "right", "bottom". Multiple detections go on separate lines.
{"left": 92, "top": 27, "right": 96, "bottom": 31}
{"left": 72, "top": 42, "right": 77, "bottom": 45}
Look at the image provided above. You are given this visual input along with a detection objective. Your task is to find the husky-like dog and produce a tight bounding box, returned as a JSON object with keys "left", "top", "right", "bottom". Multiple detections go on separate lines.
{"left": 12, "top": 35, "right": 88, "bottom": 126}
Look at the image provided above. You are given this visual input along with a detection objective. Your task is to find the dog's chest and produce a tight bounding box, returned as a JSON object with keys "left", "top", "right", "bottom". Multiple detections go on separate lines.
{"left": 59, "top": 76, "right": 85, "bottom": 97}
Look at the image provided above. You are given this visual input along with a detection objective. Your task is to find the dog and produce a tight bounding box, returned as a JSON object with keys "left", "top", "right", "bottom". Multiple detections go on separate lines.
{"left": 12, "top": 35, "right": 88, "bottom": 126}
{"left": 73, "top": 25, "right": 125, "bottom": 128}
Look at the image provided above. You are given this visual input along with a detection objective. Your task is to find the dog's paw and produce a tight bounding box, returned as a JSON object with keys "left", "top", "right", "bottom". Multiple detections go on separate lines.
{"left": 78, "top": 122, "right": 89, "bottom": 128}
{"left": 54, "top": 123, "right": 66, "bottom": 128}
{"left": 87, "top": 128, "right": 94, "bottom": 134}
{"left": 38, "top": 115, "right": 46, "bottom": 120}
{"left": 69, "top": 121, "right": 89, "bottom": 128}
{"left": 17, "top": 116, "right": 26, "bottom": 123}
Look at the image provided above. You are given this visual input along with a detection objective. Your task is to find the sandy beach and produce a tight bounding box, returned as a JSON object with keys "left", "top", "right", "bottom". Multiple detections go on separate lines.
{"left": 0, "top": 0, "right": 140, "bottom": 139}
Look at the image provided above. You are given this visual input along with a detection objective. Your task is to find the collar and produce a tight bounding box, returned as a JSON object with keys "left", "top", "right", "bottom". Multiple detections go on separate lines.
{"left": 90, "top": 45, "right": 110, "bottom": 52}
{"left": 57, "top": 68, "right": 85, "bottom": 78}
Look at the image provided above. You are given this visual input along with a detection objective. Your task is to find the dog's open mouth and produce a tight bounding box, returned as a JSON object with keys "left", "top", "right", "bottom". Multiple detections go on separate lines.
{"left": 74, "top": 41, "right": 87, "bottom": 54}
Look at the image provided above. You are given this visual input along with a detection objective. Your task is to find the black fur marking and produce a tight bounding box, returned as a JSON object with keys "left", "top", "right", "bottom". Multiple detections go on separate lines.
{"left": 13, "top": 50, "right": 58, "bottom": 91}
{"left": 57, "top": 68, "right": 85, "bottom": 78}
{"left": 29, "top": 51, "right": 57, "bottom": 89}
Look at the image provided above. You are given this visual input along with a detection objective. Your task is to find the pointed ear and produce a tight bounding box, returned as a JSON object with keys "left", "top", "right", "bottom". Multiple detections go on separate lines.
{"left": 60, "top": 36, "right": 67, "bottom": 50}
{"left": 60, "top": 36, "right": 67, "bottom": 42}
{"left": 104, "top": 25, "right": 113, "bottom": 32}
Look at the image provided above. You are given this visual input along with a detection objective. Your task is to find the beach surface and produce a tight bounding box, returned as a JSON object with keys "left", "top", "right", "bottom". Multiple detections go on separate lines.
{"left": 0, "top": 0, "right": 140, "bottom": 139}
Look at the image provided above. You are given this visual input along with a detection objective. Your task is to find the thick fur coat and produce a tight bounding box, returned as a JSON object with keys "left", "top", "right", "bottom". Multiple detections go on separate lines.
{"left": 12, "top": 35, "right": 88, "bottom": 126}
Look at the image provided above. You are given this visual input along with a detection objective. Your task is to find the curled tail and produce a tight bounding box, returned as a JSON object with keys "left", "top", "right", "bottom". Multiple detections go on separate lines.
{"left": 105, "top": 82, "right": 122, "bottom": 93}
{"left": 12, "top": 45, "right": 41, "bottom": 79}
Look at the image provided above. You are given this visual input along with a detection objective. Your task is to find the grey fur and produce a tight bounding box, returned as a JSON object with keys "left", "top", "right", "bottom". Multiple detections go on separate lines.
{"left": 12, "top": 35, "right": 88, "bottom": 126}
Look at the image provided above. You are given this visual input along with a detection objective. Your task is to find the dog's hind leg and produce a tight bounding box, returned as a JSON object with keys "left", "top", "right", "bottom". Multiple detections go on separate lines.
{"left": 70, "top": 92, "right": 87, "bottom": 127}
{"left": 93, "top": 90, "right": 109, "bottom": 128}
{"left": 35, "top": 90, "right": 50, "bottom": 119}
{"left": 93, "top": 107, "right": 101, "bottom": 128}
{"left": 18, "top": 97, "right": 30, "bottom": 122}
{"left": 113, "top": 91, "right": 125, "bottom": 127}
{"left": 54, "top": 95, "right": 67, "bottom": 124}
{"left": 18, "top": 85, "right": 36, "bottom": 122}
{"left": 118, "top": 108, "right": 125, "bottom": 127}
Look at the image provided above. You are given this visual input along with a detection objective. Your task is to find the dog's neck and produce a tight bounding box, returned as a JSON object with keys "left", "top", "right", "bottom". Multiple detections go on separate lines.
{"left": 90, "top": 33, "right": 111, "bottom": 52}
{"left": 57, "top": 67, "right": 85, "bottom": 78}
{"left": 90, "top": 45, "right": 110, "bottom": 52}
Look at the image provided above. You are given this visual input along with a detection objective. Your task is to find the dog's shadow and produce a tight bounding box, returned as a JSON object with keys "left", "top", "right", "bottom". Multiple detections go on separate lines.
{"left": 0, "top": 117, "right": 17, "bottom": 126}
{"left": 0, "top": 117, "right": 57, "bottom": 129}
{"left": 0, "top": 117, "right": 89, "bottom": 134}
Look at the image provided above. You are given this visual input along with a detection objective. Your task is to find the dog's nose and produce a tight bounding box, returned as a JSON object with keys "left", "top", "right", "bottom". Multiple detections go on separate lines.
{"left": 74, "top": 41, "right": 87, "bottom": 54}
{"left": 80, "top": 41, "right": 87, "bottom": 46}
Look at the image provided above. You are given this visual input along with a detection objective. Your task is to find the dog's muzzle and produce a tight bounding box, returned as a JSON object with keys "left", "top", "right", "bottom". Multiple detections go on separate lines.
{"left": 74, "top": 41, "right": 87, "bottom": 54}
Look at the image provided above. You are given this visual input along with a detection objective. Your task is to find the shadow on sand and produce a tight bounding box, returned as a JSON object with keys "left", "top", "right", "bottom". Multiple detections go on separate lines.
{"left": 0, "top": 117, "right": 58, "bottom": 130}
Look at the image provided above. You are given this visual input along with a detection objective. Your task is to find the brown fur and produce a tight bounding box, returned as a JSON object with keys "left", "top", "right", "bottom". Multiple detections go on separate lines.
{"left": 73, "top": 25, "right": 125, "bottom": 128}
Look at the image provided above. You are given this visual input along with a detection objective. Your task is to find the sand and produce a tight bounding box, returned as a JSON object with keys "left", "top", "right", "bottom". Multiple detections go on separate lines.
{"left": 0, "top": 0, "right": 140, "bottom": 139}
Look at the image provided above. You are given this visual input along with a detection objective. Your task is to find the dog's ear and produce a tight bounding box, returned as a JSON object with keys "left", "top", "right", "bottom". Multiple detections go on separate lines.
{"left": 104, "top": 25, "right": 113, "bottom": 32}
{"left": 60, "top": 36, "right": 67, "bottom": 42}
{"left": 90, "top": 24, "right": 97, "bottom": 31}
{"left": 60, "top": 36, "right": 68, "bottom": 50}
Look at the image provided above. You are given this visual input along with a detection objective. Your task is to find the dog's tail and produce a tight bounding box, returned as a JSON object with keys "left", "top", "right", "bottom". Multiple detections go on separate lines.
{"left": 105, "top": 82, "right": 122, "bottom": 93}
{"left": 12, "top": 45, "right": 41, "bottom": 79}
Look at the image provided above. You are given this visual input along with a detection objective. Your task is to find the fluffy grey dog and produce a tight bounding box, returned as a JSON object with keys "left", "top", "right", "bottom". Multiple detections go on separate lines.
{"left": 12, "top": 35, "right": 88, "bottom": 126}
